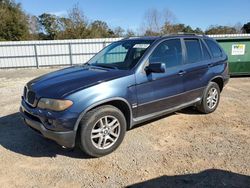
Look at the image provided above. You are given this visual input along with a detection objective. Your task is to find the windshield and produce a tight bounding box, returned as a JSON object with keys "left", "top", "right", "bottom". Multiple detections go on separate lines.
{"left": 88, "top": 40, "right": 153, "bottom": 70}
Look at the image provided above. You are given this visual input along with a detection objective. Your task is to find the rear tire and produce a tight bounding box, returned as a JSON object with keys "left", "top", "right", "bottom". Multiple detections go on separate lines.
{"left": 197, "top": 82, "right": 220, "bottom": 114}
{"left": 78, "top": 105, "right": 126, "bottom": 157}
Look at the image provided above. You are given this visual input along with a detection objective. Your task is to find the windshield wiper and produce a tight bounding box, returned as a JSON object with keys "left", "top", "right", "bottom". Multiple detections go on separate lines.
{"left": 92, "top": 64, "right": 118, "bottom": 70}
{"left": 83, "top": 62, "right": 90, "bottom": 66}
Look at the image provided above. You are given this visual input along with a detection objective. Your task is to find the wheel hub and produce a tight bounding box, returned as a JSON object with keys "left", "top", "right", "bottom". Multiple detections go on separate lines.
{"left": 102, "top": 128, "right": 109, "bottom": 135}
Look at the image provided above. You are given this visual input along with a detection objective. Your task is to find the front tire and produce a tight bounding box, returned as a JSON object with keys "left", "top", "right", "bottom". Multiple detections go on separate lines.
{"left": 78, "top": 105, "right": 126, "bottom": 157}
{"left": 197, "top": 82, "right": 220, "bottom": 114}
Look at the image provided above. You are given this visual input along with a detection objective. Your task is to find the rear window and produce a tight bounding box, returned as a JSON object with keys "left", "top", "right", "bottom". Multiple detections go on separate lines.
{"left": 205, "top": 39, "right": 222, "bottom": 58}
{"left": 184, "top": 39, "right": 202, "bottom": 63}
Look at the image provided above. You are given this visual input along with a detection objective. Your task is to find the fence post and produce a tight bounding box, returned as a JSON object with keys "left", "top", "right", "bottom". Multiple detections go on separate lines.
{"left": 103, "top": 41, "right": 106, "bottom": 48}
{"left": 34, "top": 44, "right": 39, "bottom": 69}
{"left": 68, "top": 43, "right": 73, "bottom": 66}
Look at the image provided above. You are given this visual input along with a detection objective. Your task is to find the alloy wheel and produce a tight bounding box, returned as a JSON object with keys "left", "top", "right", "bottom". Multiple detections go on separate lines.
{"left": 91, "top": 116, "right": 121, "bottom": 150}
{"left": 206, "top": 87, "right": 218, "bottom": 109}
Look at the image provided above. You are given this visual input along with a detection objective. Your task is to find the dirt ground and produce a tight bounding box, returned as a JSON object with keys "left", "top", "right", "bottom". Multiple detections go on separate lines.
{"left": 0, "top": 68, "right": 249, "bottom": 188}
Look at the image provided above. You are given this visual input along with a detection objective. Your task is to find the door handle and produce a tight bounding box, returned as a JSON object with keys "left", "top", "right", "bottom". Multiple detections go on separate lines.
{"left": 208, "top": 63, "right": 213, "bottom": 67}
{"left": 178, "top": 70, "right": 186, "bottom": 76}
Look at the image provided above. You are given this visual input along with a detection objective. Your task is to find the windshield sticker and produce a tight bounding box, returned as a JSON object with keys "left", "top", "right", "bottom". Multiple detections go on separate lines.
{"left": 133, "top": 44, "right": 150, "bottom": 49}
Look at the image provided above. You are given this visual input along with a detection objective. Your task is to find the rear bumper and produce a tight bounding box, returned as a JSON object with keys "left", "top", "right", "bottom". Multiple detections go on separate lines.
{"left": 20, "top": 104, "right": 76, "bottom": 148}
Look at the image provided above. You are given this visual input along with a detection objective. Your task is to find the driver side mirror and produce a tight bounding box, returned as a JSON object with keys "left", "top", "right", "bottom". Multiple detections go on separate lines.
{"left": 145, "top": 63, "right": 166, "bottom": 74}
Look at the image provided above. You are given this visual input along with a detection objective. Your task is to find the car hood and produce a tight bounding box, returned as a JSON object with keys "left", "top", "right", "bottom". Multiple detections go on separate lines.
{"left": 27, "top": 66, "right": 131, "bottom": 98}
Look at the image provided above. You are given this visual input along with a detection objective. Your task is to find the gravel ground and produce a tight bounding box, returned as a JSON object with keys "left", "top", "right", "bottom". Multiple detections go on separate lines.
{"left": 0, "top": 68, "right": 249, "bottom": 188}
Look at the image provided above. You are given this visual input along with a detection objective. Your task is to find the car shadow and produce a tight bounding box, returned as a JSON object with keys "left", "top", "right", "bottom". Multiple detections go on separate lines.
{"left": 178, "top": 106, "right": 202, "bottom": 115}
{"left": 0, "top": 112, "right": 89, "bottom": 158}
{"left": 127, "top": 169, "right": 250, "bottom": 188}
{"left": 0, "top": 107, "right": 205, "bottom": 158}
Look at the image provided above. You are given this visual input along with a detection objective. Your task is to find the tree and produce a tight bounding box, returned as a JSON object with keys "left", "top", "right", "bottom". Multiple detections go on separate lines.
{"left": 161, "top": 24, "right": 204, "bottom": 34}
{"left": 142, "top": 8, "right": 162, "bottom": 35}
{"left": 58, "top": 4, "right": 89, "bottom": 39}
{"left": 113, "top": 26, "right": 125, "bottom": 37}
{"left": 0, "top": 0, "right": 29, "bottom": 41}
{"left": 28, "top": 15, "right": 40, "bottom": 39}
{"left": 125, "top": 29, "right": 136, "bottom": 37}
{"left": 141, "top": 8, "right": 176, "bottom": 36}
{"left": 193, "top": 27, "right": 204, "bottom": 34}
{"left": 234, "top": 22, "right": 243, "bottom": 33}
{"left": 162, "top": 24, "right": 185, "bottom": 34}
{"left": 242, "top": 22, "right": 250, "bottom": 33}
{"left": 67, "top": 4, "right": 89, "bottom": 38}
{"left": 89, "top": 20, "right": 114, "bottom": 38}
{"left": 38, "top": 13, "right": 60, "bottom": 39}
{"left": 205, "top": 25, "right": 237, "bottom": 34}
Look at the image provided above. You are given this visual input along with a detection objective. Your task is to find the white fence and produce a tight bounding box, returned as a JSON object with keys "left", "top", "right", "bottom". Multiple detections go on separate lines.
{"left": 1, "top": 34, "right": 250, "bottom": 69}
{"left": 0, "top": 38, "right": 122, "bottom": 68}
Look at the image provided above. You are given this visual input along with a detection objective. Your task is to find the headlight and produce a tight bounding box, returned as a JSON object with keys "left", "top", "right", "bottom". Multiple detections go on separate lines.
{"left": 37, "top": 98, "right": 73, "bottom": 111}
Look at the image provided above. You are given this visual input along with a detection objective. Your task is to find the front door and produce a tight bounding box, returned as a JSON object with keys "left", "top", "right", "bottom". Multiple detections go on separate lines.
{"left": 135, "top": 39, "right": 185, "bottom": 118}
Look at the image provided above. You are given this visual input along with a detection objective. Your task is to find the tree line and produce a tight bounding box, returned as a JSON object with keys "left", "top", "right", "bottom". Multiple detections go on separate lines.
{"left": 141, "top": 8, "right": 250, "bottom": 36}
{"left": 0, "top": 0, "right": 250, "bottom": 41}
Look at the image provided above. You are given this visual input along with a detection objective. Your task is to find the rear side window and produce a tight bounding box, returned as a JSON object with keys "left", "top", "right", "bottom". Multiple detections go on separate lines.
{"left": 184, "top": 39, "right": 202, "bottom": 63}
{"left": 201, "top": 41, "right": 211, "bottom": 60}
{"left": 205, "top": 39, "right": 222, "bottom": 58}
{"left": 149, "top": 39, "right": 182, "bottom": 68}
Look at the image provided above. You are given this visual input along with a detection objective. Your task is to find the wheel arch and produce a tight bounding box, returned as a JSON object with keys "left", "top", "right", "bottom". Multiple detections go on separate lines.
{"left": 210, "top": 76, "right": 224, "bottom": 91}
{"left": 74, "top": 97, "right": 133, "bottom": 132}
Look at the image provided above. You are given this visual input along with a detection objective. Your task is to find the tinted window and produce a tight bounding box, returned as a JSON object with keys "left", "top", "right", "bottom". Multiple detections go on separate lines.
{"left": 205, "top": 39, "right": 222, "bottom": 58}
{"left": 149, "top": 39, "right": 182, "bottom": 68}
{"left": 184, "top": 39, "right": 202, "bottom": 63}
{"left": 201, "top": 41, "right": 211, "bottom": 60}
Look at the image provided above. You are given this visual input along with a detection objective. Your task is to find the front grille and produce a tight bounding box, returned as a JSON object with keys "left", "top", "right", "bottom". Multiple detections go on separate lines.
{"left": 27, "top": 90, "right": 36, "bottom": 104}
{"left": 23, "top": 86, "right": 27, "bottom": 99}
{"left": 23, "top": 86, "right": 36, "bottom": 106}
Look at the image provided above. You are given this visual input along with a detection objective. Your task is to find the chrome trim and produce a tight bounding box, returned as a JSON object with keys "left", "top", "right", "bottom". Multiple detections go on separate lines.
{"left": 132, "top": 103, "right": 137, "bottom": 108}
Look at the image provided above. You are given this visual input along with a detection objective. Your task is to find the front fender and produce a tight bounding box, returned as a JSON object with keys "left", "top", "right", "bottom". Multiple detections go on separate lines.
{"left": 67, "top": 74, "right": 136, "bottom": 131}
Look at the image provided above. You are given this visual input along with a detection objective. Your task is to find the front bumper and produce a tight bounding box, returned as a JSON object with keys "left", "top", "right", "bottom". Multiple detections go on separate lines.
{"left": 20, "top": 101, "right": 76, "bottom": 148}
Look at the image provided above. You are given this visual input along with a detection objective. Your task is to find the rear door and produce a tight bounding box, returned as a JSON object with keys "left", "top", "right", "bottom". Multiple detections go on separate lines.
{"left": 135, "top": 39, "right": 185, "bottom": 118}
{"left": 182, "top": 38, "right": 211, "bottom": 103}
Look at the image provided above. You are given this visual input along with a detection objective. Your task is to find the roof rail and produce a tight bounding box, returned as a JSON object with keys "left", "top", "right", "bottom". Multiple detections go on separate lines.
{"left": 161, "top": 32, "right": 207, "bottom": 37}
{"left": 121, "top": 36, "right": 140, "bottom": 40}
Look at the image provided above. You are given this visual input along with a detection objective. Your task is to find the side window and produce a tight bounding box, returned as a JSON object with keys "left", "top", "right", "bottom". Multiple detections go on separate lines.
{"left": 149, "top": 39, "right": 182, "bottom": 68}
{"left": 184, "top": 39, "right": 202, "bottom": 63}
{"left": 205, "top": 39, "right": 222, "bottom": 58}
{"left": 201, "top": 41, "right": 211, "bottom": 60}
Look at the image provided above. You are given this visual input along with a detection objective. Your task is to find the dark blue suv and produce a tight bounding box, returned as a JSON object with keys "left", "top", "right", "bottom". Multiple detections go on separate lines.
{"left": 20, "top": 34, "right": 229, "bottom": 157}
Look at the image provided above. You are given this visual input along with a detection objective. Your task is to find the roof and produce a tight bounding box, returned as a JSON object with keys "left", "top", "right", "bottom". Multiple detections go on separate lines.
{"left": 122, "top": 36, "right": 159, "bottom": 41}
{"left": 123, "top": 33, "right": 213, "bottom": 41}
{"left": 124, "top": 33, "right": 250, "bottom": 41}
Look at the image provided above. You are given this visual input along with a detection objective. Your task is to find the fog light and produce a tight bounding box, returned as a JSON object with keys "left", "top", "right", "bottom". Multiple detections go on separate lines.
{"left": 47, "top": 119, "right": 53, "bottom": 125}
